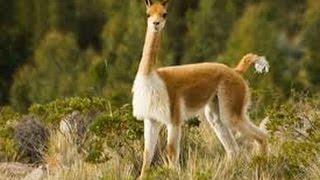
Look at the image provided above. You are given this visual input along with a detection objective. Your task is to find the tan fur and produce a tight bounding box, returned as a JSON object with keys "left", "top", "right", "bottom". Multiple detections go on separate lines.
{"left": 147, "top": 2, "right": 167, "bottom": 16}
{"left": 234, "top": 53, "right": 259, "bottom": 73}
{"left": 137, "top": 2, "right": 167, "bottom": 75}
{"left": 138, "top": 31, "right": 161, "bottom": 75}
{"left": 136, "top": 1, "right": 268, "bottom": 178}
{"left": 157, "top": 63, "right": 246, "bottom": 121}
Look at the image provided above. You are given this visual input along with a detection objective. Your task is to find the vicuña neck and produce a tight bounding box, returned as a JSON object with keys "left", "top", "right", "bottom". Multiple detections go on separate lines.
{"left": 137, "top": 29, "right": 161, "bottom": 75}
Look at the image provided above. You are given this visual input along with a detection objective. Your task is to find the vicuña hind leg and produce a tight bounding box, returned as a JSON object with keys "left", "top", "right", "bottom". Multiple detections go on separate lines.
{"left": 236, "top": 116, "right": 268, "bottom": 154}
{"left": 204, "top": 99, "right": 239, "bottom": 158}
{"left": 218, "top": 82, "right": 268, "bottom": 155}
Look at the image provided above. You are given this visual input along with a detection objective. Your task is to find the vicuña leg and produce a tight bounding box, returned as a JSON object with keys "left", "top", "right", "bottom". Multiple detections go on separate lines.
{"left": 217, "top": 85, "right": 268, "bottom": 154}
{"left": 236, "top": 116, "right": 268, "bottom": 154}
{"left": 166, "top": 123, "right": 182, "bottom": 168}
{"left": 140, "top": 119, "right": 162, "bottom": 177}
{"left": 204, "top": 98, "right": 239, "bottom": 158}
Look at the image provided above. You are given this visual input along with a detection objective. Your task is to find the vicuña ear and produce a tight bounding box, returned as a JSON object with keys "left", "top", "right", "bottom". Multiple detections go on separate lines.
{"left": 145, "top": 0, "right": 153, "bottom": 7}
{"left": 162, "top": 0, "right": 169, "bottom": 8}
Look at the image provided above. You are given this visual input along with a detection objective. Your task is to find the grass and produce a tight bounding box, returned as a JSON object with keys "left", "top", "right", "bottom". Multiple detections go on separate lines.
{"left": 44, "top": 122, "right": 320, "bottom": 180}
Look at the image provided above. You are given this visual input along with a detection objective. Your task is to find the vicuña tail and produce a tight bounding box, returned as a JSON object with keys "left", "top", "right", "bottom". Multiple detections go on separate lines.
{"left": 234, "top": 53, "right": 270, "bottom": 74}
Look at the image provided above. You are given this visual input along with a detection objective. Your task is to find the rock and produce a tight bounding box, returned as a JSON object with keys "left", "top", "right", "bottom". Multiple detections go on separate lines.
{"left": 59, "top": 111, "right": 87, "bottom": 147}
{"left": 0, "top": 162, "right": 34, "bottom": 178}
{"left": 23, "top": 165, "right": 46, "bottom": 180}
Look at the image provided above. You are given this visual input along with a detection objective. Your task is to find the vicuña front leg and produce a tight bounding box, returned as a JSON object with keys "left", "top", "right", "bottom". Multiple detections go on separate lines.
{"left": 166, "top": 123, "right": 182, "bottom": 168}
{"left": 140, "top": 119, "right": 162, "bottom": 178}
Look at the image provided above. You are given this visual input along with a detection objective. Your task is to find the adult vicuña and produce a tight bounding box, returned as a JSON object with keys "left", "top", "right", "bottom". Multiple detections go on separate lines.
{"left": 132, "top": 0, "right": 270, "bottom": 178}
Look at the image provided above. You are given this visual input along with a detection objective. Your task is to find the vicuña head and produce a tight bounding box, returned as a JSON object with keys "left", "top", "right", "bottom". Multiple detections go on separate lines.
{"left": 145, "top": 0, "right": 168, "bottom": 32}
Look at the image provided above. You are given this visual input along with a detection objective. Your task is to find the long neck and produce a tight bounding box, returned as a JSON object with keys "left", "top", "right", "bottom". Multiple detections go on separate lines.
{"left": 137, "top": 28, "right": 161, "bottom": 75}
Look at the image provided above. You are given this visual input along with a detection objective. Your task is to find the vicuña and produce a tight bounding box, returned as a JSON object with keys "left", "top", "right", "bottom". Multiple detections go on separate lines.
{"left": 132, "top": 0, "right": 269, "bottom": 178}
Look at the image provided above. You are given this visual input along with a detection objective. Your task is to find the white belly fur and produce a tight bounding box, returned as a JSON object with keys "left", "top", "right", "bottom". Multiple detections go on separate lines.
{"left": 132, "top": 72, "right": 170, "bottom": 124}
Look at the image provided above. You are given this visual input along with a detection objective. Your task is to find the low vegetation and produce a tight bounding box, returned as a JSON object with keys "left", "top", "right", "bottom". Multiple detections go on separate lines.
{"left": 0, "top": 94, "right": 319, "bottom": 179}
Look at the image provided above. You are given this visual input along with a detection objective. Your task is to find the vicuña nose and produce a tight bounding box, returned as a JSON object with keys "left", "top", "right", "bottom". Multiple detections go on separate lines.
{"left": 153, "top": 22, "right": 160, "bottom": 25}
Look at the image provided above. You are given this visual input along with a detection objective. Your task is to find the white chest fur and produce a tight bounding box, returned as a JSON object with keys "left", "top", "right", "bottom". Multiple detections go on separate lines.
{"left": 132, "top": 72, "right": 170, "bottom": 124}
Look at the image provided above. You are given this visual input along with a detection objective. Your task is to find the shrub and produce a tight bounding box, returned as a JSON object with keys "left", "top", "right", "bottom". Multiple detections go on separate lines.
{"left": 27, "top": 97, "right": 143, "bottom": 165}
{"left": 14, "top": 116, "right": 49, "bottom": 163}
{"left": 29, "top": 97, "right": 109, "bottom": 125}
{"left": 86, "top": 104, "right": 143, "bottom": 163}
{"left": 265, "top": 94, "right": 320, "bottom": 177}
{"left": 0, "top": 106, "right": 20, "bottom": 161}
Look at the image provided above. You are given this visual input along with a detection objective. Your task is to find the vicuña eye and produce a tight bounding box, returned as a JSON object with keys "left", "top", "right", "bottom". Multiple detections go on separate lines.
{"left": 163, "top": 13, "right": 167, "bottom": 18}
{"left": 147, "top": 14, "right": 151, "bottom": 18}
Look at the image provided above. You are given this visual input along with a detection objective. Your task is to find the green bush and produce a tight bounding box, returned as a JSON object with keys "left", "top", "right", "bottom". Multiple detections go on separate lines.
{"left": 0, "top": 106, "right": 20, "bottom": 161}
{"left": 86, "top": 104, "right": 143, "bottom": 163}
{"left": 29, "top": 97, "right": 109, "bottom": 125}
{"left": 264, "top": 94, "right": 320, "bottom": 178}
{"left": 27, "top": 96, "right": 143, "bottom": 164}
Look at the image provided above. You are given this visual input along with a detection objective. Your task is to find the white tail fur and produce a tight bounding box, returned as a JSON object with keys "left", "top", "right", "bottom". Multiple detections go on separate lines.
{"left": 254, "top": 56, "right": 270, "bottom": 73}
